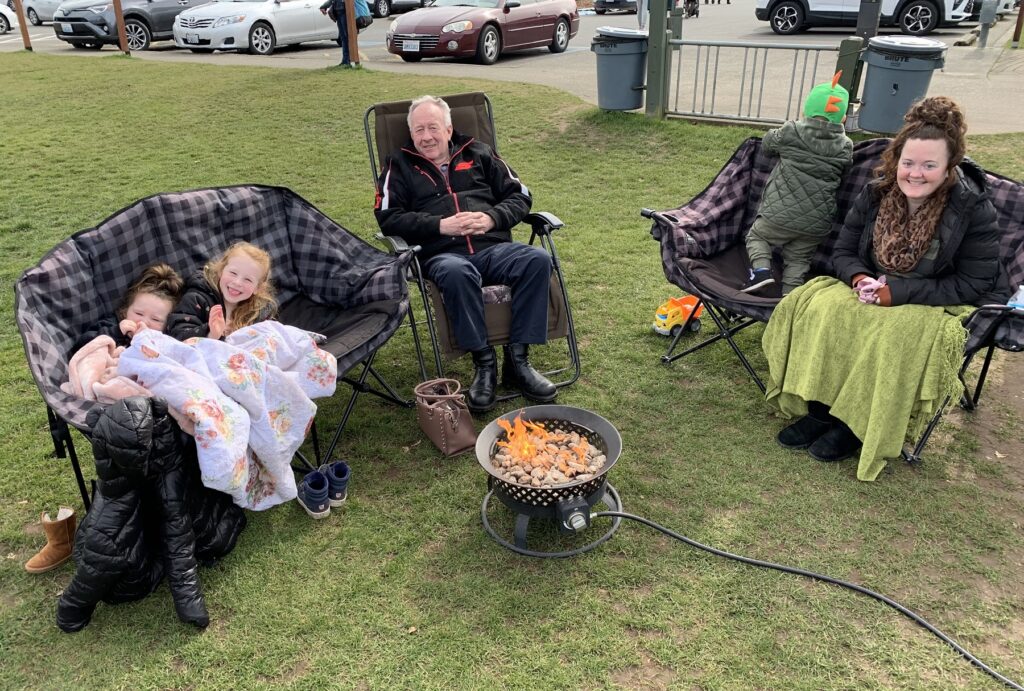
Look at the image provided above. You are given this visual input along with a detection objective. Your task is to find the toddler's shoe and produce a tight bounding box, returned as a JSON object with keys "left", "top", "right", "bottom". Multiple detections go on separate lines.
{"left": 296, "top": 469, "right": 331, "bottom": 519}
{"left": 320, "top": 460, "right": 351, "bottom": 507}
{"left": 741, "top": 268, "right": 775, "bottom": 294}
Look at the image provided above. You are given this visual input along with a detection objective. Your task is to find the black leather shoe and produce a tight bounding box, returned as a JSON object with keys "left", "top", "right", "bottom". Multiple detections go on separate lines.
{"left": 808, "top": 423, "right": 861, "bottom": 462}
{"left": 777, "top": 414, "right": 832, "bottom": 449}
{"left": 466, "top": 347, "right": 498, "bottom": 413}
{"left": 503, "top": 344, "right": 556, "bottom": 403}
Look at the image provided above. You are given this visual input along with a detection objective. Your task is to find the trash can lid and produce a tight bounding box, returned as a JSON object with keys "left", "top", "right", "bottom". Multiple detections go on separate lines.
{"left": 595, "top": 25, "right": 649, "bottom": 39}
{"left": 867, "top": 35, "right": 947, "bottom": 53}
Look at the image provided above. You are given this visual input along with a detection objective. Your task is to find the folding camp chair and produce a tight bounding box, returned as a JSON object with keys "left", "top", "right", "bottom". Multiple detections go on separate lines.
{"left": 646, "top": 137, "right": 1024, "bottom": 463}
{"left": 15, "top": 185, "right": 413, "bottom": 508}
{"left": 364, "top": 92, "right": 581, "bottom": 400}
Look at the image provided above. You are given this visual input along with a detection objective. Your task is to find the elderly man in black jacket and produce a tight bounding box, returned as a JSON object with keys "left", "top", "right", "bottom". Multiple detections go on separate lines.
{"left": 374, "top": 95, "right": 556, "bottom": 413}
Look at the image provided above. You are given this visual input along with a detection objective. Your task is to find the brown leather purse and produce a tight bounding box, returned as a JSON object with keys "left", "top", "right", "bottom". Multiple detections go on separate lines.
{"left": 414, "top": 379, "right": 477, "bottom": 457}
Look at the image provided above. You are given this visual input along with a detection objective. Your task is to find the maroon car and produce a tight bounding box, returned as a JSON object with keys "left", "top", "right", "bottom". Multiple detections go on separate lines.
{"left": 386, "top": 0, "right": 579, "bottom": 65}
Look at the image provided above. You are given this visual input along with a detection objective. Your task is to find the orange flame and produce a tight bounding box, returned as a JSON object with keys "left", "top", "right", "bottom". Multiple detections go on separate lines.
{"left": 495, "top": 413, "right": 592, "bottom": 476}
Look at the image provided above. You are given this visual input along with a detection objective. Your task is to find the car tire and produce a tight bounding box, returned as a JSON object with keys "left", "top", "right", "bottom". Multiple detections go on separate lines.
{"left": 898, "top": 0, "right": 938, "bottom": 35}
{"left": 248, "top": 21, "right": 276, "bottom": 55}
{"left": 400, "top": 54, "right": 422, "bottom": 61}
{"left": 27, "top": 7, "right": 41, "bottom": 25}
{"left": 124, "top": 18, "right": 151, "bottom": 50}
{"left": 689, "top": 319, "right": 702, "bottom": 333}
{"left": 595, "top": 8, "right": 607, "bottom": 14}
{"left": 769, "top": 0, "right": 804, "bottom": 35}
{"left": 475, "top": 24, "right": 500, "bottom": 65}
{"left": 669, "top": 324, "right": 682, "bottom": 338}
{"left": 0, "top": 13, "right": 8, "bottom": 33}
{"left": 372, "top": 0, "right": 390, "bottom": 18}
{"left": 548, "top": 17, "right": 569, "bottom": 53}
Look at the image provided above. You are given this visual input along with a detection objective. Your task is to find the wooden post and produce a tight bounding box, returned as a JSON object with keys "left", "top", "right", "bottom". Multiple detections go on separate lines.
{"left": 112, "top": 0, "right": 130, "bottom": 54}
{"left": 1012, "top": 2, "right": 1023, "bottom": 48}
{"left": 13, "top": 0, "right": 33, "bottom": 51}
{"left": 645, "top": 0, "right": 669, "bottom": 118}
{"left": 347, "top": 0, "right": 360, "bottom": 66}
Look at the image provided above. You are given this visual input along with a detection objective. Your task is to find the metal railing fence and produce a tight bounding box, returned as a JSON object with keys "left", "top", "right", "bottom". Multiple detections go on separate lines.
{"left": 665, "top": 39, "right": 841, "bottom": 126}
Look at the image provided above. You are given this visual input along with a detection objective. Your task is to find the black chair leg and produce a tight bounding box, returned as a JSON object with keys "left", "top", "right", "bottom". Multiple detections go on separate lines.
{"left": 969, "top": 344, "right": 997, "bottom": 410}
{"left": 902, "top": 394, "right": 953, "bottom": 465}
{"left": 662, "top": 303, "right": 766, "bottom": 393}
{"left": 48, "top": 408, "right": 90, "bottom": 511}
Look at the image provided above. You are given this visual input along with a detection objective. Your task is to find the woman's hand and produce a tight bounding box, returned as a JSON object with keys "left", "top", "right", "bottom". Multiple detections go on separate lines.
{"left": 208, "top": 304, "right": 226, "bottom": 340}
{"left": 855, "top": 275, "right": 888, "bottom": 305}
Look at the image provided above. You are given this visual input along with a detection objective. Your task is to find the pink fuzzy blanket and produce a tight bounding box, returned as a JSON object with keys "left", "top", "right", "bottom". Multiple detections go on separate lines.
{"left": 62, "top": 335, "right": 196, "bottom": 434}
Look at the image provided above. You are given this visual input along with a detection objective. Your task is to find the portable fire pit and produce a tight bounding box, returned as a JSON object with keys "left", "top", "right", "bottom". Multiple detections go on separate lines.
{"left": 476, "top": 405, "right": 623, "bottom": 557}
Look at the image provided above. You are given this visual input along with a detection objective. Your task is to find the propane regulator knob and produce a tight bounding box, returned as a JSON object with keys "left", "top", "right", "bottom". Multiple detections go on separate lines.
{"left": 564, "top": 511, "right": 588, "bottom": 532}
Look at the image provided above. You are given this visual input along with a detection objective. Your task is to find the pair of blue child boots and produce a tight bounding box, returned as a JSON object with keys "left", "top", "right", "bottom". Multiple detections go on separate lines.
{"left": 297, "top": 460, "right": 350, "bottom": 519}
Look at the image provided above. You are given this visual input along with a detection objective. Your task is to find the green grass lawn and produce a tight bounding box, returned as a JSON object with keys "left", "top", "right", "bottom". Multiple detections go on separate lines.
{"left": 2, "top": 52, "right": 1023, "bottom": 690}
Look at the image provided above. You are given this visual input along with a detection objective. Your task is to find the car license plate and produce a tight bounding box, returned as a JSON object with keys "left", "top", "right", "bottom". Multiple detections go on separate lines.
{"left": 60, "top": 22, "right": 72, "bottom": 33}
{"left": 185, "top": 33, "right": 199, "bottom": 44}
{"left": 402, "top": 40, "right": 420, "bottom": 52}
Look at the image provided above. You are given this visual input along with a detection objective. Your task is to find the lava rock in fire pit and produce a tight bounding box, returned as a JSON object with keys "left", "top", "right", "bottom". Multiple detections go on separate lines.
{"left": 490, "top": 417, "right": 607, "bottom": 488}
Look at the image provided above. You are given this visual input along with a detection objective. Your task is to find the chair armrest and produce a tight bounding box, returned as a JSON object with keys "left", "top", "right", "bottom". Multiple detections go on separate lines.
{"left": 641, "top": 208, "right": 681, "bottom": 242}
{"left": 524, "top": 212, "right": 564, "bottom": 236}
{"left": 375, "top": 232, "right": 420, "bottom": 255}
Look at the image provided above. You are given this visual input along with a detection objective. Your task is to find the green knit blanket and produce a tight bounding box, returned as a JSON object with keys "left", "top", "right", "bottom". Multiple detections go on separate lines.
{"left": 762, "top": 277, "right": 972, "bottom": 481}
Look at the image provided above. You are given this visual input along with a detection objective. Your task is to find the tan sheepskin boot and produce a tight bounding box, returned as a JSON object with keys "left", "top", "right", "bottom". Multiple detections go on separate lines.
{"left": 24, "top": 507, "right": 76, "bottom": 574}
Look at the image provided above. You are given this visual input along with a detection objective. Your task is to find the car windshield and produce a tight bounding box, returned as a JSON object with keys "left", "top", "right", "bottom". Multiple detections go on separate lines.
{"left": 432, "top": 0, "right": 500, "bottom": 7}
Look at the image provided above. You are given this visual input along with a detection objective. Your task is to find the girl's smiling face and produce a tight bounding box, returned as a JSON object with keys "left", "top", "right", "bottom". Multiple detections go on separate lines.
{"left": 219, "top": 252, "right": 265, "bottom": 307}
{"left": 126, "top": 293, "right": 173, "bottom": 332}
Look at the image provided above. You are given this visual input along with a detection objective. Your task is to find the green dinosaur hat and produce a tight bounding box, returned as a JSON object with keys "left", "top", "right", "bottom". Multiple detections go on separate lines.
{"left": 803, "top": 71, "right": 849, "bottom": 125}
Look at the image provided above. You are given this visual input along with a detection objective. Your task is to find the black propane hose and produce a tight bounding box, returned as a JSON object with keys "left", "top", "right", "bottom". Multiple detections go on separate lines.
{"left": 592, "top": 510, "right": 1023, "bottom": 691}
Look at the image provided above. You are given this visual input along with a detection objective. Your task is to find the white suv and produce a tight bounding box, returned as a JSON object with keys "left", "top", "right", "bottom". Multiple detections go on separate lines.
{"left": 755, "top": 0, "right": 974, "bottom": 35}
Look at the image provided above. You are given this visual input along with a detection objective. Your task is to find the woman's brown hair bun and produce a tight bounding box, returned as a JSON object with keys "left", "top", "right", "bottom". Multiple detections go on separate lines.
{"left": 904, "top": 96, "right": 966, "bottom": 142}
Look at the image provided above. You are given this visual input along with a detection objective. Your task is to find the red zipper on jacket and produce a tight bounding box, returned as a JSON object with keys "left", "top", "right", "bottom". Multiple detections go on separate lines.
{"left": 402, "top": 140, "right": 476, "bottom": 254}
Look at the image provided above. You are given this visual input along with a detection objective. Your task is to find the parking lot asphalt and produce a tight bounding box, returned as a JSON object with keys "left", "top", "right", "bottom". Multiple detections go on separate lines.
{"left": 3, "top": 7, "right": 1022, "bottom": 134}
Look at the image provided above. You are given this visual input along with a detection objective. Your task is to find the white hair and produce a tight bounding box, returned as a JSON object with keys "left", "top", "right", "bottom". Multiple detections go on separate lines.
{"left": 407, "top": 95, "right": 452, "bottom": 130}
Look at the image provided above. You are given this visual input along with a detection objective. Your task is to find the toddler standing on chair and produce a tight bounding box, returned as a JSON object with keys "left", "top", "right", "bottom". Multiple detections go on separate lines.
{"left": 742, "top": 72, "right": 854, "bottom": 296}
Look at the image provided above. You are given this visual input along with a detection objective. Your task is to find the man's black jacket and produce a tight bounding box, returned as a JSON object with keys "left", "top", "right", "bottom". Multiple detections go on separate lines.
{"left": 374, "top": 131, "right": 532, "bottom": 261}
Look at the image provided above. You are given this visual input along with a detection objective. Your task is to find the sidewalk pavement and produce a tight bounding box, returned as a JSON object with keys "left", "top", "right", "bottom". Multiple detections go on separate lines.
{"left": 929, "top": 19, "right": 1024, "bottom": 134}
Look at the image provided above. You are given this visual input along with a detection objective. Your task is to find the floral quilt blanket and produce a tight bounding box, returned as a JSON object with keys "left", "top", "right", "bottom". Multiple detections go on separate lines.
{"left": 117, "top": 322, "right": 337, "bottom": 510}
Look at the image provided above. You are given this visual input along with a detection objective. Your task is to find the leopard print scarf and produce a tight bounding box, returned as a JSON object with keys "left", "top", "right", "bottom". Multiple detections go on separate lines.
{"left": 872, "top": 183, "right": 950, "bottom": 274}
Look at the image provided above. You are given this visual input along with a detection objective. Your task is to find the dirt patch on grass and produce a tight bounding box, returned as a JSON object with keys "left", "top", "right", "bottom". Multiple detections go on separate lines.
{"left": 947, "top": 352, "right": 1024, "bottom": 652}
{"left": 610, "top": 651, "right": 677, "bottom": 690}
{"left": 953, "top": 353, "right": 1024, "bottom": 504}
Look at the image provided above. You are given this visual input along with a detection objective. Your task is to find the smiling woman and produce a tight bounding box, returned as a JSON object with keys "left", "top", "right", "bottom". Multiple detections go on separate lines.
{"left": 385, "top": 0, "right": 579, "bottom": 64}
{"left": 762, "top": 96, "right": 1011, "bottom": 479}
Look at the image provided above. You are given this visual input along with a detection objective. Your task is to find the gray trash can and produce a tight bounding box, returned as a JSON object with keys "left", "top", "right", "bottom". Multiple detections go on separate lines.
{"left": 858, "top": 35, "right": 946, "bottom": 134}
{"left": 591, "top": 27, "right": 648, "bottom": 111}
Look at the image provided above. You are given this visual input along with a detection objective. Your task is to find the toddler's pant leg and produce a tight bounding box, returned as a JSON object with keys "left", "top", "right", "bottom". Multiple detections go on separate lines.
{"left": 780, "top": 235, "right": 822, "bottom": 294}
{"left": 744, "top": 218, "right": 774, "bottom": 271}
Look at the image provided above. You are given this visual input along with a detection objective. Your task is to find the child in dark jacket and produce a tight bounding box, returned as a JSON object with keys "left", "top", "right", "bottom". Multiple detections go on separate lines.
{"left": 73, "top": 263, "right": 183, "bottom": 353}
{"left": 167, "top": 242, "right": 277, "bottom": 341}
{"left": 742, "top": 72, "right": 854, "bottom": 296}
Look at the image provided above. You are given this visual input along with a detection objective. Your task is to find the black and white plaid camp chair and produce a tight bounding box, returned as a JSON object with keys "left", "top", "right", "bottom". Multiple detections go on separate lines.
{"left": 16, "top": 185, "right": 413, "bottom": 507}
{"left": 646, "top": 137, "right": 1024, "bottom": 463}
